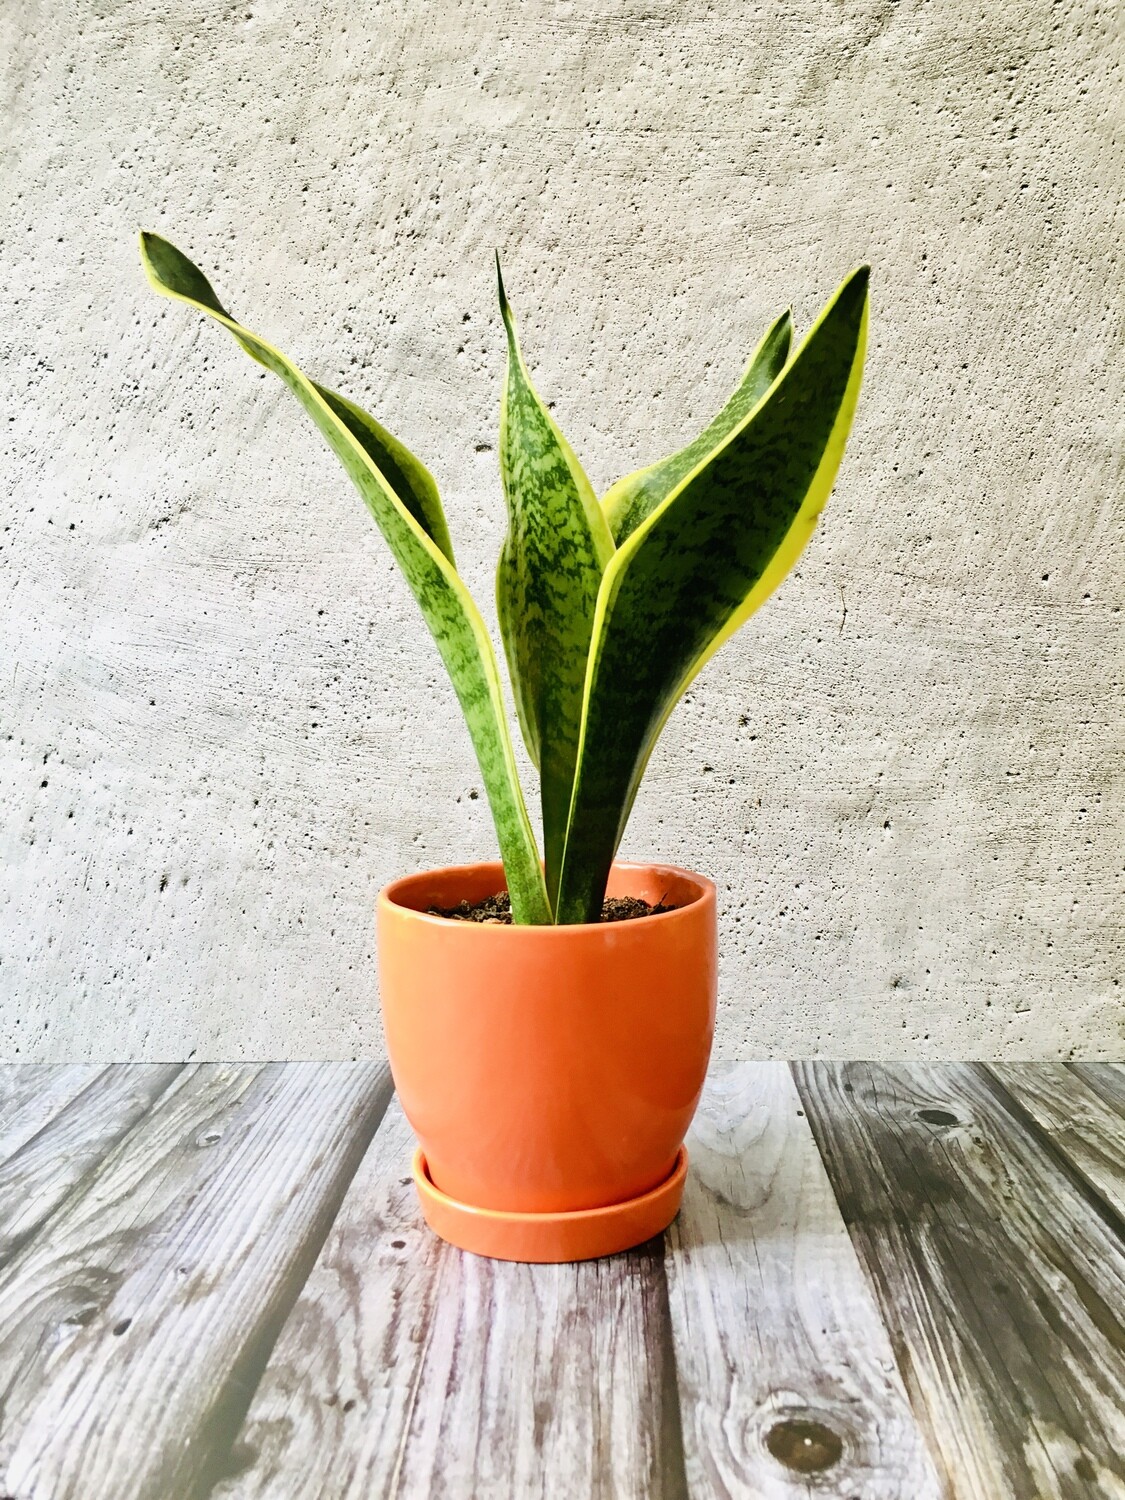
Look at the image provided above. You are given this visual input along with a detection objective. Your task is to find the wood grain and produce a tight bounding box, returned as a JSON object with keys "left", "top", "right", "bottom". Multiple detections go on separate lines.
{"left": 0, "top": 1063, "right": 265, "bottom": 1443}
{"left": 0, "top": 1065, "right": 103, "bottom": 1166}
{"left": 1069, "top": 1063, "right": 1125, "bottom": 1117}
{"left": 216, "top": 1097, "right": 684, "bottom": 1500}
{"left": 665, "top": 1061, "right": 945, "bottom": 1499}
{"left": 794, "top": 1062, "right": 1125, "bottom": 1500}
{"left": 989, "top": 1062, "right": 1125, "bottom": 1218}
{"left": 0, "top": 1061, "right": 393, "bottom": 1500}
{"left": 0, "top": 1063, "right": 183, "bottom": 1269}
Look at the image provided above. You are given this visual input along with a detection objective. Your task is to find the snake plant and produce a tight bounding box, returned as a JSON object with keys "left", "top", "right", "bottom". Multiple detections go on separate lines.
{"left": 140, "top": 233, "right": 868, "bottom": 924}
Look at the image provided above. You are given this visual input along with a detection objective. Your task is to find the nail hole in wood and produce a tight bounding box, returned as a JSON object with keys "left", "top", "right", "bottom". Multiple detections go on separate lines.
{"left": 917, "top": 1108, "right": 958, "bottom": 1127}
{"left": 198, "top": 1130, "right": 223, "bottom": 1146}
{"left": 391, "top": 1239, "right": 406, "bottom": 1249}
{"left": 765, "top": 1419, "right": 843, "bottom": 1474}
{"left": 112, "top": 1318, "right": 132, "bottom": 1336}
{"left": 343, "top": 1398, "right": 356, "bottom": 1413}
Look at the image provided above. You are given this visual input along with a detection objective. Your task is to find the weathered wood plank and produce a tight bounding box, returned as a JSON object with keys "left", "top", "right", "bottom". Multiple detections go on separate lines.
{"left": 0, "top": 1065, "right": 103, "bottom": 1166}
{"left": 794, "top": 1062, "right": 1125, "bottom": 1500}
{"left": 0, "top": 1061, "right": 393, "bottom": 1500}
{"left": 989, "top": 1063, "right": 1125, "bottom": 1218}
{"left": 0, "top": 1063, "right": 266, "bottom": 1441}
{"left": 665, "top": 1061, "right": 945, "bottom": 1499}
{"left": 215, "top": 1097, "right": 684, "bottom": 1500}
{"left": 1069, "top": 1062, "right": 1125, "bottom": 1117}
{"left": 0, "top": 1063, "right": 183, "bottom": 1268}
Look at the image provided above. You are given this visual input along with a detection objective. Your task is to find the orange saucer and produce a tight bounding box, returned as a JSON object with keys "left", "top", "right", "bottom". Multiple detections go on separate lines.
{"left": 412, "top": 1147, "right": 689, "bottom": 1263}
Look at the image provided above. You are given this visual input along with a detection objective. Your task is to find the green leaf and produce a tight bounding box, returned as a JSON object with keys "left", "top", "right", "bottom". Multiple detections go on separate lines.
{"left": 602, "top": 308, "right": 793, "bottom": 545}
{"left": 495, "top": 259, "right": 615, "bottom": 909}
{"left": 315, "top": 386, "right": 457, "bottom": 566}
{"left": 139, "top": 232, "right": 551, "bottom": 925}
{"left": 555, "top": 267, "right": 870, "bottom": 923}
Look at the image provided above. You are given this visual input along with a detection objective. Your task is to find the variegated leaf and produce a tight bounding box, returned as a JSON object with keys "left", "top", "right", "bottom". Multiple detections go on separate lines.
{"left": 602, "top": 308, "right": 793, "bottom": 545}
{"left": 556, "top": 267, "right": 870, "bottom": 923}
{"left": 495, "top": 259, "right": 614, "bottom": 907}
{"left": 140, "top": 233, "right": 551, "bottom": 924}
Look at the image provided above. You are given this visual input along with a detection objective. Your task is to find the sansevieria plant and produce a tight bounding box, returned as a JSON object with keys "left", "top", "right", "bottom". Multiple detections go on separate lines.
{"left": 140, "top": 234, "right": 869, "bottom": 926}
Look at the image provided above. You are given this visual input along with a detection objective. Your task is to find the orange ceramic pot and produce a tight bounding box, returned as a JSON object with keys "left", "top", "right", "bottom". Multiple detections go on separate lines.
{"left": 377, "top": 860, "right": 716, "bottom": 1262}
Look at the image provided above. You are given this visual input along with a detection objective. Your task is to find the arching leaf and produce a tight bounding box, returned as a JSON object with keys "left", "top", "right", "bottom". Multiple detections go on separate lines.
{"left": 139, "top": 232, "right": 551, "bottom": 924}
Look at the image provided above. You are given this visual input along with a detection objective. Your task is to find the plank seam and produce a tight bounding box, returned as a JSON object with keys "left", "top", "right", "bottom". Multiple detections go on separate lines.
{"left": 978, "top": 1063, "right": 1125, "bottom": 1247}
{"left": 788, "top": 1061, "right": 959, "bottom": 1497}
{"left": 0, "top": 1064, "right": 188, "bottom": 1269}
{"left": 1065, "top": 1060, "right": 1125, "bottom": 1116}
{"left": 195, "top": 1067, "right": 397, "bottom": 1500}
{"left": 0, "top": 1066, "right": 107, "bottom": 1174}
{"left": 793, "top": 1061, "right": 1125, "bottom": 1497}
{"left": 653, "top": 1236, "right": 690, "bottom": 1500}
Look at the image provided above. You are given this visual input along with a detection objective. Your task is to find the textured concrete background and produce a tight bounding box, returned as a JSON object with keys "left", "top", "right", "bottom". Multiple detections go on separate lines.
{"left": 2, "top": 0, "right": 1121, "bottom": 1061}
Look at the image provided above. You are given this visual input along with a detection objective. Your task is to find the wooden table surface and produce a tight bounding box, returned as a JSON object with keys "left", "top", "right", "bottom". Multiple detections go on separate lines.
{"left": 0, "top": 1062, "right": 1121, "bottom": 1500}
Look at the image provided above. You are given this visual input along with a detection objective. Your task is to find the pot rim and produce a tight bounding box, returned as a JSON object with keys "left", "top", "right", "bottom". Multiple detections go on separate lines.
{"left": 378, "top": 858, "right": 715, "bottom": 934}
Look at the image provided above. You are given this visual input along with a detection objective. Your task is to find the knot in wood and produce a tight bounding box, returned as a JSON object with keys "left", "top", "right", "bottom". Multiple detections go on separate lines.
{"left": 764, "top": 1417, "right": 844, "bottom": 1474}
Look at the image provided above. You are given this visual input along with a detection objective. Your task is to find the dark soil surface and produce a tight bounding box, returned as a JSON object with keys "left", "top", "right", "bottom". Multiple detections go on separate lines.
{"left": 425, "top": 892, "right": 679, "bottom": 924}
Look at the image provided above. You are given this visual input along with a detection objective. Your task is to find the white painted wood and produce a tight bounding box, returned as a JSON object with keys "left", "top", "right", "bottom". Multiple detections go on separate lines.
{"left": 216, "top": 1098, "right": 683, "bottom": 1500}
{"left": 665, "top": 1061, "right": 945, "bottom": 1499}
{"left": 0, "top": 1064, "right": 103, "bottom": 1165}
{"left": 0, "top": 1061, "right": 393, "bottom": 1500}
{"left": 990, "top": 1062, "right": 1125, "bottom": 1217}
{"left": 0, "top": 1063, "right": 183, "bottom": 1268}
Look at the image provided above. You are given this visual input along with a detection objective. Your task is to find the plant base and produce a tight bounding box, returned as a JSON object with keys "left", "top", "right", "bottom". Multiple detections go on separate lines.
{"left": 412, "top": 1146, "right": 688, "bottom": 1263}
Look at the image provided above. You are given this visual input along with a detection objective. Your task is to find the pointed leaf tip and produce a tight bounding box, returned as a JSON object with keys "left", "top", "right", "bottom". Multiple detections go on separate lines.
{"left": 138, "top": 234, "right": 550, "bottom": 922}
{"left": 495, "top": 256, "right": 611, "bottom": 906}
{"left": 602, "top": 303, "right": 796, "bottom": 547}
{"left": 138, "top": 232, "right": 229, "bottom": 319}
{"left": 495, "top": 253, "right": 514, "bottom": 331}
{"left": 558, "top": 265, "right": 870, "bottom": 920}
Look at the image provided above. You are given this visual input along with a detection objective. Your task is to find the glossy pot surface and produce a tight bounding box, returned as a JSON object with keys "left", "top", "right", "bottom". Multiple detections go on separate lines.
{"left": 377, "top": 860, "right": 716, "bottom": 1215}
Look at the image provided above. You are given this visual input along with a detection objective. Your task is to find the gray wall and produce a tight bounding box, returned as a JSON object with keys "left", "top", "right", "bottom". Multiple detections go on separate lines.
{"left": 2, "top": 0, "right": 1121, "bottom": 1061}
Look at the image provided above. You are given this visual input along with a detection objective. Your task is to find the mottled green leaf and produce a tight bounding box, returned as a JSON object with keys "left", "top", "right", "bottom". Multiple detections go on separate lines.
{"left": 139, "top": 232, "right": 551, "bottom": 924}
{"left": 315, "top": 386, "right": 456, "bottom": 565}
{"left": 556, "top": 267, "right": 870, "bottom": 923}
{"left": 603, "top": 308, "right": 793, "bottom": 545}
{"left": 495, "top": 259, "right": 615, "bottom": 907}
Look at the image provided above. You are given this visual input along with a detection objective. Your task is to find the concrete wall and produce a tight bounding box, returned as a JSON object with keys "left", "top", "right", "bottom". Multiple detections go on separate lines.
{"left": 2, "top": 0, "right": 1121, "bottom": 1061}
